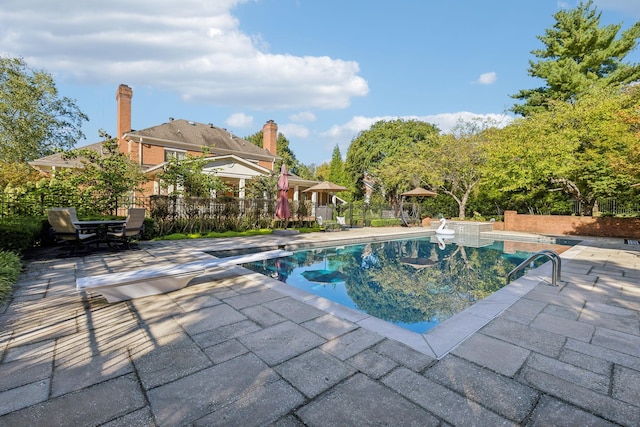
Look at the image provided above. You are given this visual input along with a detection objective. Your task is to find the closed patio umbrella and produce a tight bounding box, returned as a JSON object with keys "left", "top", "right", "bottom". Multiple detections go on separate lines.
{"left": 275, "top": 164, "right": 291, "bottom": 220}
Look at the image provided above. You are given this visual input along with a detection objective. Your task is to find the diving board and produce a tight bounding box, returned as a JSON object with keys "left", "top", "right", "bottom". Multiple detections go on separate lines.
{"left": 76, "top": 249, "right": 292, "bottom": 303}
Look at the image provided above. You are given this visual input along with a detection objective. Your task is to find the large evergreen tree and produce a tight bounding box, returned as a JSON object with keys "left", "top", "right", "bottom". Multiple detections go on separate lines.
{"left": 512, "top": 1, "right": 640, "bottom": 116}
{"left": 328, "top": 145, "right": 346, "bottom": 186}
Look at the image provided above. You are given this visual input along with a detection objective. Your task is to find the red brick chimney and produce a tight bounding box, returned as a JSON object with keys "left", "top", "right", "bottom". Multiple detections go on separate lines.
{"left": 262, "top": 120, "right": 277, "bottom": 157}
{"left": 116, "top": 84, "right": 135, "bottom": 160}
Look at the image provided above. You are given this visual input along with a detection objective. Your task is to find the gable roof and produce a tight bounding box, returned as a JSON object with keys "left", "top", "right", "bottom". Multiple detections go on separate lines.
{"left": 28, "top": 142, "right": 104, "bottom": 172}
{"left": 144, "top": 154, "right": 272, "bottom": 177}
{"left": 125, "top": 119, "right": 277, "bottom": 162}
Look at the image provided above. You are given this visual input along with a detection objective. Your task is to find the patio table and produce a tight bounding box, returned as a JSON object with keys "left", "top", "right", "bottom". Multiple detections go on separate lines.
{"left": 74, "top": 220, "right": 126, "bottom": 246}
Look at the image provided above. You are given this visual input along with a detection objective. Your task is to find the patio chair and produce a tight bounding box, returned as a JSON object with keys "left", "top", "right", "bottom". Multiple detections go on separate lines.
{"left": 64, "top": 207, "right": 93, "bottom": 235}
{"left": 106, "top": 208, "right": 146, "bottom": 249}
{"left": 317, "top": 215, "right": 341, "bottom": 232}
{"left": 336, "top": 216, "right": 349, "bottom": 229}
{"left": 47, "top": 208, "right": 98, "bottom": 255}
{"left": 62, "top": 207, "right": 79, "bottom": 223}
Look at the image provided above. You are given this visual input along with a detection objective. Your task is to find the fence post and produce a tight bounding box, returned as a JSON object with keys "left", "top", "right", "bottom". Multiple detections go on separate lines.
{"left": 349, "top": 203, "right": 353, "bottom": 227}
{"left": 363, "top": 203, "right": 367, "bottom": 227}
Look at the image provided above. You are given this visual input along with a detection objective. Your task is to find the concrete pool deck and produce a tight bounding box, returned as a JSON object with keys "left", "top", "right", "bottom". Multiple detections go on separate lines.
{"left": 0, "top": 227, "right": 639, "bottom": 426}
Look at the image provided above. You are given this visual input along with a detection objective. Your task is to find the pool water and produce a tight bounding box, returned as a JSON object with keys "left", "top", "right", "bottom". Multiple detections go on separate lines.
{"left": 240, "top": 236, "right": 575, "bottom": 334}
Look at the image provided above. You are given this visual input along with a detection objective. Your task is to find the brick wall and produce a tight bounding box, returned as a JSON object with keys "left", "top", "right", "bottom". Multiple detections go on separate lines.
{"left": 142, "top": 145, "right": 165, "bottom": 165}
{"left": 502, "top": 210, "right": 640, "bottom": 239}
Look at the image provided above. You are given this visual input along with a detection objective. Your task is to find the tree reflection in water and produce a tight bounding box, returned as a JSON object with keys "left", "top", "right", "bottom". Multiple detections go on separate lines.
{"left": 241, "top": 238, "right": 556, "bottom": 332}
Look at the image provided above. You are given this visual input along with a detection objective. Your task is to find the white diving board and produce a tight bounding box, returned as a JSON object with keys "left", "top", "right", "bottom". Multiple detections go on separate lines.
{"left": 76, "top": 249, "right": 292, "bottom": 303}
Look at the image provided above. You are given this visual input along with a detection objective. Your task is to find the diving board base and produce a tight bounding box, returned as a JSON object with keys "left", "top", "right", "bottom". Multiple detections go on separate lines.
{"left": 76, "top": 249, "right": 292, "bottom": 303}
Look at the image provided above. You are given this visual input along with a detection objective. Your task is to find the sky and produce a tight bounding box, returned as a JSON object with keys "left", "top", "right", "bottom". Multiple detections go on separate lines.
{"left": 2, "top": 1, "right": 640, "bottom": 166}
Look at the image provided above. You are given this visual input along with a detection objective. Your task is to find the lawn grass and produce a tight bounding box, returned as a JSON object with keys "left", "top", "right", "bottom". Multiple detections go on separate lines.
{"left": 155, "top": 229, "right": 274, "bottom": 241}
{"left": 154, "top": 226, "right": 323, "bottom": 241}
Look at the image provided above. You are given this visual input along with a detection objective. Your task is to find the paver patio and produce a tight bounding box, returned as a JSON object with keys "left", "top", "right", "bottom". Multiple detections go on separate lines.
{"left": 0, "top": 227, "right": 638, "bottom": 426}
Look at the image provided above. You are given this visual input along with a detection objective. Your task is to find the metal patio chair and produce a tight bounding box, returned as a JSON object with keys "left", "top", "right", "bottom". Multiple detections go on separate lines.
{"left": 47, "top": 208, "right": 99, "bottom": 256}
{"left": 106, "top": 208, "right": 146, "bottom": 249}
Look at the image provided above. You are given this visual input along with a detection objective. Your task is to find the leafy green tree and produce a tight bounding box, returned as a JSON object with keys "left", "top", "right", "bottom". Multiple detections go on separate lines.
{"left": 372, "top": 143, "right": 425, "bottom": 208}
{"left": 372, "top": 118, "right": 492, "bottom": 218}
{"left": 245, "top": 173, "right": 278, "bottom": 199}
{"left": 487, "top": 86, "right": 640, "bottom": 215}
{"left": 345, "top": 119, "right": 440, "bottom": 200}
{"left": 0, "top": 161, "right": 40, "bottom": 190}
{"left": 245, "top": 130, "right": 305, "bottom": 175}
{"left": 0, "top": 56, "right": 88, "bottom": 163}
{"left": 292, "top": 162, "right": 315, "bottom": 180}
{"left": 157, "top": 149, "right": 228, "bottom": 199}
{"left": 64, "top": 133, "right": 147, "bottom": 214}
{"left": 423, "top": 119, "right": 494, "bottom": 219}
{"left": 512, "top": 1, "right": 640, "bottom": 116}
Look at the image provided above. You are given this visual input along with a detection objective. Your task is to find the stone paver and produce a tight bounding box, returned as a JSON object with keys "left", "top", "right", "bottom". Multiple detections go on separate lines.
{"left": 528, "top": 395, "right": 620, "bottom": 427}
{"left": 147, "top": 353, "right": 279, "bottom": 426}
{"left": 425, "top": 355, "right": 538, "bottom": 422}
{"left": 0, "top": 228, "right": 638, "bottom": 426}
{"left": 383, "top": 367, "right": 515, "bottom": 425}
{"left": 239, "top": 321, "right": 326, "bottom": 366}
{"left": 275, "top": 348, "right": 356, "bottom": 398}
{"left": 298, "top": 373, "right": 440, "bottom": 426}
{"left": 451, "top": 333, "right": 530, "bottom": 377}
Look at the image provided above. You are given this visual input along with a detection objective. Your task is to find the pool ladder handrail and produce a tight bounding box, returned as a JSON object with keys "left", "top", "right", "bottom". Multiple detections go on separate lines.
{"left": 507, "top": 249, "right": 561, "bottom": 286}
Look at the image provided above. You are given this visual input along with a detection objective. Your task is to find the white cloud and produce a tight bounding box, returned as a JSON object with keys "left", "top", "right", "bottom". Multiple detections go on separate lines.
{"left": 0, "top": 0, "right": 368, "bottom": 110}
{"left": 320, "top": 112, "right": 514, "bottom": 156}
{"left": 289, "top": 112, "right": 316, "bottom": 123}
{"left": 426, "top": 112, "right": 513, "bottom": 132}
{"left": 225, "top": 112, "right": 254, "bottom": 128}
{"left": 593, "top": 0, "right": 640, "bottom": 18}
{"left": 279, "top": 123, "right": 310, "bottom": 139}
{"left": 474, "top": 72, "right": 497, "bottom": 85}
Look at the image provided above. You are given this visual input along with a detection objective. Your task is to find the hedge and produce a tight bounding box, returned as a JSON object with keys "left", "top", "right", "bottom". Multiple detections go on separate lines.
{"left": 0, "top": 217, "right": 44, "bottom": 254}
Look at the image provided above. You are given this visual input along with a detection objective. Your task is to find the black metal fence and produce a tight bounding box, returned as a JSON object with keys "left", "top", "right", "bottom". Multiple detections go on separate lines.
{"left": 0, "top": 192, "right": 416, "bottom": 234}
{"left": 594, "top": 198, "right": 640, "bottom": 216}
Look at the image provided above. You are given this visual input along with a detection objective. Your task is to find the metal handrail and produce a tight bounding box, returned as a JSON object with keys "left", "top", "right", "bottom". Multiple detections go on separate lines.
{"left": 507, "top": 249, "right": 561, "bottom": 286}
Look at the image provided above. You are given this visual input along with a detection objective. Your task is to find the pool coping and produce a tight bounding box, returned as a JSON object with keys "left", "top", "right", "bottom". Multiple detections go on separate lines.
{"left": 205, "top": 231, "right": 588, "bottom": 359}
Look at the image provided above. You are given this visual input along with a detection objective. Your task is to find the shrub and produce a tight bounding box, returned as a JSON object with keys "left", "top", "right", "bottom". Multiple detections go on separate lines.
{"left": 154, "top": 229, "right": 274, "bottom": 241}
{"left": 370, "top": 218, "right": 401, "bottom": 227}
{"left": 141, "top": 217, "right": 157, "bottom": 240}
{"left": 0, "top": 251, "right": 22, "bottom": 302}
{"left": 0, "top": 217, "right": 43, "bottom": 254}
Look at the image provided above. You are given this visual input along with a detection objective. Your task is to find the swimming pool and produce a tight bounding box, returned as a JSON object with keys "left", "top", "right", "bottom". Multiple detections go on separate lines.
{"left": 239, "top": 236, "right": 576, "bottom": 334}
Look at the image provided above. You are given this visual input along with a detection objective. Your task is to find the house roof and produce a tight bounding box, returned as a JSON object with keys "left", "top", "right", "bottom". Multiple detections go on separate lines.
{"left": 28, "top": 142, "right": 104, "bottom": 171}
{"left": 125, "top": 119, "right": 277, "bottom": 162}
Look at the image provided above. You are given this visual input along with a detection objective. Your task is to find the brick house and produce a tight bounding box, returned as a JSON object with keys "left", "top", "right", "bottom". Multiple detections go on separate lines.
{"left": 30, "top": 84, "right": 318, "bottom": 204}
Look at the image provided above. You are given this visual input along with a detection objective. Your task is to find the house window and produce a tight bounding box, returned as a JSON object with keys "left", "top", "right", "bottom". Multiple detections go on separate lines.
{"left": 165, "top": 149, "right": 186, "bottom": 162}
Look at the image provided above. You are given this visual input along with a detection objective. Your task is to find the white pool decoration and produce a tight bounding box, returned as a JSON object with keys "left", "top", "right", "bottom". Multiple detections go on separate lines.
{"left": 435, "top": 217, "right": 455, "bottom": 235}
